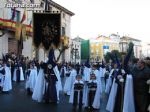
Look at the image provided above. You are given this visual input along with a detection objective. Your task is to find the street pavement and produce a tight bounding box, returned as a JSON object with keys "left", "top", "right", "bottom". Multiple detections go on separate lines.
{"left": 0, "top": 78, "right": 109, "bottom": 112}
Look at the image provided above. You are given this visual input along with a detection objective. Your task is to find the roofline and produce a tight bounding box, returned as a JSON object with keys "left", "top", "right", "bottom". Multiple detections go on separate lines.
{"left": 49, "top": 0, "right": 75, "bottom": 16}
{"left": 110, "top": 33, "right": 120, "bottom": 37}
{"left": 73, "top": 37, "right": 85, "bottom": 40}
{"left": 121, "top": 36, "right": 141, "bottom": 42}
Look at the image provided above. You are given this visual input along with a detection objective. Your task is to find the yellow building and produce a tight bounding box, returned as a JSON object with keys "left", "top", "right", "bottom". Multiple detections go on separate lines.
{"left": 90, "top": 34, "right": 120, "bottom": 62}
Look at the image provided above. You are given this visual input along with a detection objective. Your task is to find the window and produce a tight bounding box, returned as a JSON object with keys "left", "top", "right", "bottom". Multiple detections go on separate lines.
{"left": 96, "top": 49, "right": 99, "bottom": 54}
{"left": 48, "top": 5, "right": 52, "bottom": 11}
{"left": 11, "top": 9, "right": 20, "bottom": 22}
{"left": 40, "top": 2, "right": 44, "bottom": 8}
{"left": 62, "top": 27, "right": 65, "bottom": 36}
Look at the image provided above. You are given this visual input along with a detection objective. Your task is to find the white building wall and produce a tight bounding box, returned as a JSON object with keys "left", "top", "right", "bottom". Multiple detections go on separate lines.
{"left": 50, "top": 7, "right": 72, "bottom": 63}
{"left": 0, "top": 34, "right": 8, "bottom": 58}
{"left": 22, "top": 37, "right": 33, "bottom": 59}
{"left": 65, "top": 15, "right": 71, "bottom": 38}
{"left": 0, "top": 7, "right": 4, "bottom": 18}
{"left": 119, "top": 38, "right": 142, "bottom": 58}
{"left": 0, "top": 7, "right": 32, "bottom": 58}
{"left": 64, "top": 15, "right": 71, "bottom": 62}
{"left": 142, "top": 42, "right": 150, "bottom": 58}
{"left": 132, "top": 40, "right": 142, "bottom": 58}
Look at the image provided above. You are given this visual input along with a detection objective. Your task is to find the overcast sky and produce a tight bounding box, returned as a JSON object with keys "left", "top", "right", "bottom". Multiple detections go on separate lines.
{"left": 54, "top": 0, "right": 150, "bottom": 42}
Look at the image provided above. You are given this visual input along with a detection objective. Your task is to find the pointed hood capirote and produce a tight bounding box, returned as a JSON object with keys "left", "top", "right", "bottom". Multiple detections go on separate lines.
{"left": 47, "top": 48, "right": 56, "bottom": 68}
{"left": 42, "top": 48, "right": 57, "bottom": 74}
{"left": 101, "top": 59, "right": 105, "bottom": 68}
{"left": 123, "top": 43, "right": 134, "bottom": 73}
{"left": 114, "top": 53, "right": 121, "bottom": 69}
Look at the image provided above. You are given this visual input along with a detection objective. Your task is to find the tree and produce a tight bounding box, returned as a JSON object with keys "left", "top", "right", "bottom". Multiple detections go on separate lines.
{"left": 111, "top": 50, "right": 122, "bottom": 60}
{"left": 104, "top": 50, "right": 122, "bottom": 63}
{"left": 104, "top": 52, "right": 111, "bottom": 63}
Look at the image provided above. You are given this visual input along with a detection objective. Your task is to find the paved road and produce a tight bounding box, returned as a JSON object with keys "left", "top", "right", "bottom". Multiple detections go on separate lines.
{"left": 0, "top": 79, "right": 109, "bottom": 112}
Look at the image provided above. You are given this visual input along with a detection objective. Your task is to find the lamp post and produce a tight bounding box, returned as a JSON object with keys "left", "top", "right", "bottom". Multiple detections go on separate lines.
{"left": 74, "top": 48, "right": 78, "bottom": 64}
{"left": 71, "top": 43, "right": 78, "bottom": 64}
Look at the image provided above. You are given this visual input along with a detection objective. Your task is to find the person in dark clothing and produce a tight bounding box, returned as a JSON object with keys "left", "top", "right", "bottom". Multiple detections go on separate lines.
{"left": 131, "top": 60, "right": 150, "bottom": 112}
{"left": 44, "top": 64, "right": 58, "bottom": 104}
{"left": 144, "top": 57, "right": 150, "bottom": 112}
{"left": 75, "top": 63, "right": 80, "bottom": 75}
{"left": 129, "top": 58, "right": 139, "bottom": 73}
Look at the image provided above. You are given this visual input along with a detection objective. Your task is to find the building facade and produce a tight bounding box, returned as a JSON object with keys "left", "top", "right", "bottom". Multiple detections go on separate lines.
{"left": 36, "top": 0, "right": 74, "bottom": 62}
{"left": 0, "top": 2, "right": 33, "bottom": 58}
{"left": 141, "top": 42, "right": 150, "bottom": 58}
{"left": 69, "top": 38, "right": 81, "bottom": 64}
{"left": 119, "top": 36, "right": 142, "bottom": 58}
{"left": 0, "top": 0, "right": 74, "bottom": 63}
{"left": 90, "top": 34, "right": 120, "bottom": 62}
